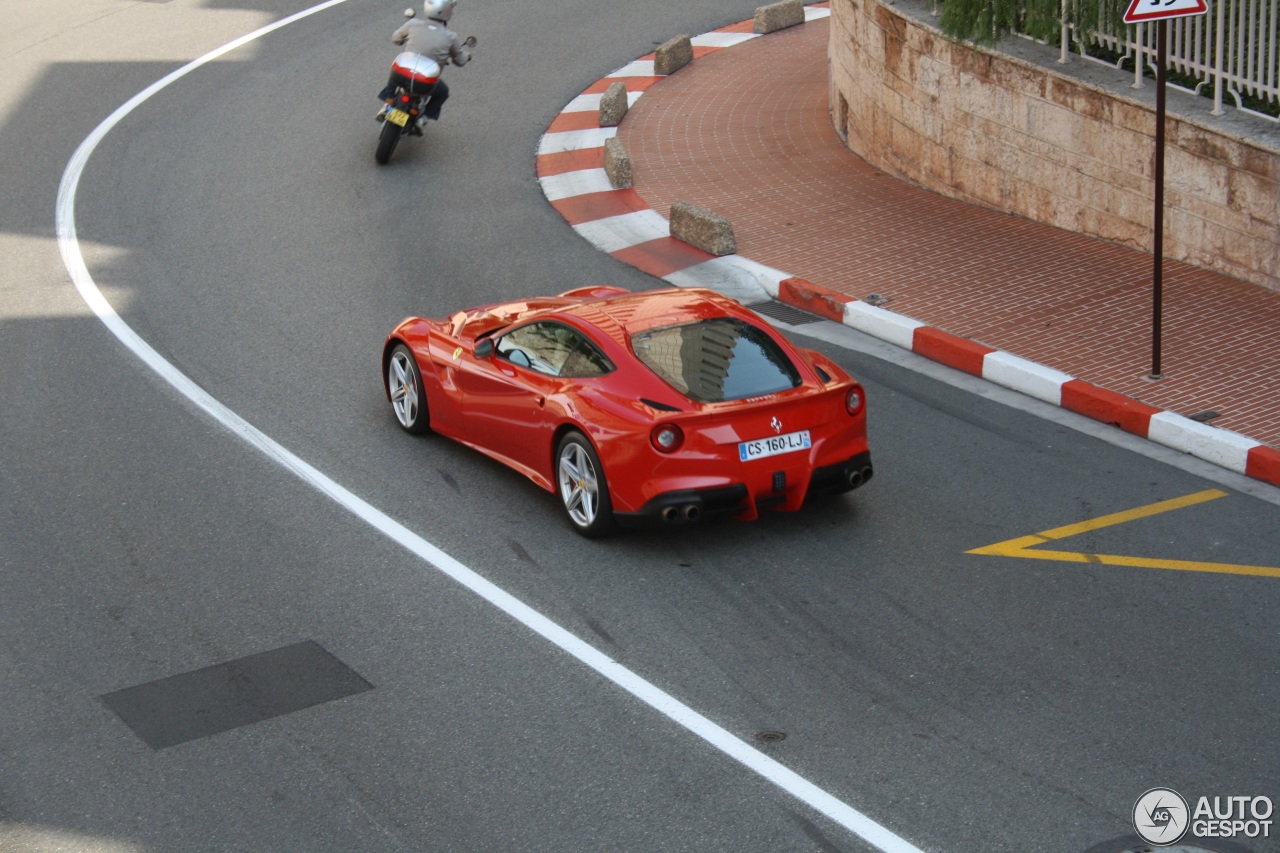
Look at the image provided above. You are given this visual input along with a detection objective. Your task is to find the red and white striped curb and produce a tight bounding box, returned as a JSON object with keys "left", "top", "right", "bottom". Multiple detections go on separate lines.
{"left": 534, "top": 4, "right": 1280, "bottom": 489}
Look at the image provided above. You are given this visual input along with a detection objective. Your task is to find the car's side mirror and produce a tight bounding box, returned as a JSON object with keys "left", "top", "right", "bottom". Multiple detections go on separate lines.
{"left": 474, "top": 338, "right": 495, "bottom": 358}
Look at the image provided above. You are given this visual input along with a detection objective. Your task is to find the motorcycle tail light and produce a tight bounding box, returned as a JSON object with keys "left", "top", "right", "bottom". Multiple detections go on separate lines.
{"left": 650, "top": 424, "right": 684, "bottom": 453}
{"left": 399, "top": 94, "right": 411, "bottom": 104}
{"left": 845, "top": 386, "right": 865, "bottom": 415}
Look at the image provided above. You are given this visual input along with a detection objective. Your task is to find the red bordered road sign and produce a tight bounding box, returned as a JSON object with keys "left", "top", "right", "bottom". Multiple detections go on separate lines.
{"left": 1124, "top": 0, "right": 1209, "bottom": 24}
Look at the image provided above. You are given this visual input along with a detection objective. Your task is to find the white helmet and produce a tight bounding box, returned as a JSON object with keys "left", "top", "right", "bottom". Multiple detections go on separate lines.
{"left": 423, "top": 0, "right": 455, "bottom": 22}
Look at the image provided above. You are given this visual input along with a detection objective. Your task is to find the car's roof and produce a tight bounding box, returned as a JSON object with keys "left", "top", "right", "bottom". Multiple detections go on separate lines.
{"left": 564, "top": 288, "right": 748, "bottom": 341}
{"left": 448, "top": 288, "right": 756, "bottom": 347}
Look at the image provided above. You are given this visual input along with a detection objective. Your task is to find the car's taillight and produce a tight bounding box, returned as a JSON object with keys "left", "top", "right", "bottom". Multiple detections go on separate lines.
{"left": 650, "top": 424, "right": 684, "bottom": 452}
{"left": 845, "top": 386, "right": 865, "bottom": 416}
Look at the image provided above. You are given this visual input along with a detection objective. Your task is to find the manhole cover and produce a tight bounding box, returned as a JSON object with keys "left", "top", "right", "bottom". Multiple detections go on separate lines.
{"left": 101, "top": 641, "right": 372, "bottom": 749}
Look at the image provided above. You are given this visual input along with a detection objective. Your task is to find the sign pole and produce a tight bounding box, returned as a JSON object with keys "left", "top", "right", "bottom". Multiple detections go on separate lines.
{"left": 1123, "top": 0, "right": 1207, "bottom": 379}
{"left": 1151, "top": 19, "right": 1167, "bottom": 379}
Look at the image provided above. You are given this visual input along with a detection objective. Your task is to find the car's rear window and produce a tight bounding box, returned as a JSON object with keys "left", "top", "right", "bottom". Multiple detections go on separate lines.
{"left": 630, "top": 318, "right": 801, "bottom": 403}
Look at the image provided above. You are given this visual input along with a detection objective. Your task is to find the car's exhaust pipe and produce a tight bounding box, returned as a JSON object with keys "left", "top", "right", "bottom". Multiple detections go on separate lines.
{"left": 847, "top": 469, "right": 863, "bottom": 488}
{"left": 682, "top": 504, "right": 701, "bottom": 522}
{"left": 661, "top": 506, "right": 680, "bottom": 523}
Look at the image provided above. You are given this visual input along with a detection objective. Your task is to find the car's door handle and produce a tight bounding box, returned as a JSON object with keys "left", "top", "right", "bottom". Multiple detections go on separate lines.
{"left": 535, "top": 396, "right": 545, "bottom": 407}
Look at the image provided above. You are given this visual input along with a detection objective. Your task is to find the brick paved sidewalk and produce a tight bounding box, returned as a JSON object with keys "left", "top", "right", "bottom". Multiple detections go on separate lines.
{"left": 616, "top": 18, "right": 1280, "bottom": 452}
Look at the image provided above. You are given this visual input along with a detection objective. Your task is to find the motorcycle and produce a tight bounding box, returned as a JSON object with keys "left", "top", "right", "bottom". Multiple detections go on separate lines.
{"left": 374, "top": 9, "right": 476, "bottom": 165}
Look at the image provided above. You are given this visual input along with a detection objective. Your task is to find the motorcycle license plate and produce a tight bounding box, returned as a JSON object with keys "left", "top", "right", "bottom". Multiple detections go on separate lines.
{"left": 387, "top": 108, "right": 410, "bottom": 127}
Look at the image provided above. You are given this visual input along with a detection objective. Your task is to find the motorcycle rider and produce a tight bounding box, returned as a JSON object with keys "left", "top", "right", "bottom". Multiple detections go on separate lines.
{"left": 378, "top": 0, "right": 471, "bottom": 130}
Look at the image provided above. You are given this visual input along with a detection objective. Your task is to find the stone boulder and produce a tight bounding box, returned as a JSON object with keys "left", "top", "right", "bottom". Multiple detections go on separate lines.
{"left": 598, "top": 81, "right": 629, "bottom": 127}
{"left": 654, "top": 34, "right": 693, "bottom": 75}
{"left": 754, "top": 0, "right": 804, "bottom": 34}
{"left": 603, "top": 137, "right": 632, "bottom": 188}
{"left": 670, "top": 201, "right": 736, "bottom": 256}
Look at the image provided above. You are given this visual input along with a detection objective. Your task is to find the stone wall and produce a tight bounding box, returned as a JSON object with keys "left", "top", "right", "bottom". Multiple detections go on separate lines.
{"left": 828, "top": 0, "right": 1280, "bottom": 292}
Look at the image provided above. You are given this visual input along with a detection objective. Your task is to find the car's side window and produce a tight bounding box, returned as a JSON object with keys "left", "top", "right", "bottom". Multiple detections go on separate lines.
{"left": 496, "top": 322, "right": 613, "bottom": 378}
{"left": 558, "top": 341, "right": 613, "bottom": 378}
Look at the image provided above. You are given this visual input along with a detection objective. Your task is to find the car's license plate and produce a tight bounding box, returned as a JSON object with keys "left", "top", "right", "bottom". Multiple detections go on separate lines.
{"left": 739, "top": 429, "right": 811, "bottom": 462}
{"left": 387, "top": 108, "right": 410, "bottom": 127}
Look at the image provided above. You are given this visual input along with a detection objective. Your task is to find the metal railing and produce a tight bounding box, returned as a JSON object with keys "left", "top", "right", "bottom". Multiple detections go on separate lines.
{"left": 1054, "top": 0, "right": 1279, "bottom": 121}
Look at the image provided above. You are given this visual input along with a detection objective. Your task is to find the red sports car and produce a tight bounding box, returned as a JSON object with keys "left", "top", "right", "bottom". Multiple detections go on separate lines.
{"left": 382, "top": 286, "right": 872, "bottom": 536}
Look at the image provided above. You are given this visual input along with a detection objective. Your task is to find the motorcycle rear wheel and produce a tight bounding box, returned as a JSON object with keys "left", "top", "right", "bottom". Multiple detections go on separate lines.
{"left": 375, "top": 121, "right": 400, "bottom": 165}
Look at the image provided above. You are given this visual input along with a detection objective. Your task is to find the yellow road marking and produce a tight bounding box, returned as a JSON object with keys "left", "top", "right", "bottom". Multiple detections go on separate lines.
{"left": 967, "top": 489, "right": 1280, "bottom": 578}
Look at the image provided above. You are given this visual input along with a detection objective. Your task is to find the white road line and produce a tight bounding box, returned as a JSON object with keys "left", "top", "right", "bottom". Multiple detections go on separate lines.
{"left": 981, "top": 352, "right": 1073, "bottom": 406}
{"left": 571, "top": 208, "right": 671, "bottom": 253}
{"left": 607, "top": 59, "right": 656, "bottom": 77}
{"left": 692, "top": 32, "right": 760, "bottom": 48}
{"left": 54, "top": 5, "right": 926, "bottom": 852}
{"left": 537, "top": 126, "right": 617, "bottom": 154}
{"left": 539, "top": 167, "right": 616, "bottom": 201}
{"left": 562, "top": 90, "right": 645, "bottom": 113}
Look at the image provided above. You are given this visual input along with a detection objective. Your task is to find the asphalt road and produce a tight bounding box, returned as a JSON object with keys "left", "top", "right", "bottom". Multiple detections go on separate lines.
{"left": 3, "top": 1, "right": 1277, "bottom": 852}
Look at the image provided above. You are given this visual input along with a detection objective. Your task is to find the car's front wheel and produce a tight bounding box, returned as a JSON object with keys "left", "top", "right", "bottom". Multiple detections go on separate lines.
{"left": 556, "top": 431, "right": 616, "bottom": 538}
{"left": 387, "top": 344, "right": 430, "bottom": 435}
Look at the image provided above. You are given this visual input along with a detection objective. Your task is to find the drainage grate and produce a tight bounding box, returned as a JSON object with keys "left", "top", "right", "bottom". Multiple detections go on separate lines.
{"left": 744, "top": 301, "right": 824, "bottom": 326}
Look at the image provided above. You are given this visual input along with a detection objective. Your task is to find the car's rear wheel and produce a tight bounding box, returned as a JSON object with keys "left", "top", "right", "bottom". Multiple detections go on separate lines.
{"left": 556, "top": 432, "right": 616, "bottom": 538}
{"left": 387, "top": 344, "right": 430, "bottom": 435}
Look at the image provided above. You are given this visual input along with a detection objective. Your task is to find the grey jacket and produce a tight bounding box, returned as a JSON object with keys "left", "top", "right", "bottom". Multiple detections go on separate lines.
{"left": 391, "top": 19, "right": 470, "bottom": 68}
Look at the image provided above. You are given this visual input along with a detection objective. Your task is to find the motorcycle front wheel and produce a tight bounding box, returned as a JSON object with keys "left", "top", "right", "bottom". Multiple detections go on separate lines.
{"left": 375, "top": 121, "right": 400, "bottom": 165}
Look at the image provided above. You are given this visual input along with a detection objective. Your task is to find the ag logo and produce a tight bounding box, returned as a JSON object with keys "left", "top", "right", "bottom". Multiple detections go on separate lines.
{"left": 1134, "top": 787, "right": 1189, "bottom": 845}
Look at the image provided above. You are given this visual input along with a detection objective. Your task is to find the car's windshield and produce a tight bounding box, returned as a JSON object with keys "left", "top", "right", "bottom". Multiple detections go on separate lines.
{"left": 630, "top": 318, "right": 801, "bottom": 402}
